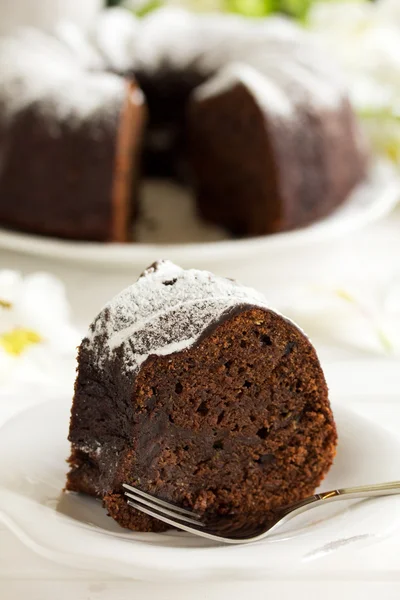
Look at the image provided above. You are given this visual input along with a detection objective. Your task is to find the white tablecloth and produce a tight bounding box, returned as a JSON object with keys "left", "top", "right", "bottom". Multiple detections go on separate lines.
{"left": 1, "top": 210, "right": 400, "bottom": 598}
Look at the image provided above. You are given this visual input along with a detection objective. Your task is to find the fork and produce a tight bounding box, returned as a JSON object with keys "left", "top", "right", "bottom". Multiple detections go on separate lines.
{"left": 123, "top": 481, "right": 400, "bottom": 544}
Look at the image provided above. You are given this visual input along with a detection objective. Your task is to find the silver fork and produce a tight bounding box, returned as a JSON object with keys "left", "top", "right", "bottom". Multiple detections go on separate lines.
{"left": 123, "top": 481, "right": 400, "bottom": 544}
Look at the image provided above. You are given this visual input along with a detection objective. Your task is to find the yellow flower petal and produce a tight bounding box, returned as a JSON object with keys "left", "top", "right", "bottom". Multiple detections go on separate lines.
{"left": 0, "top": 328, "right": 42, "bottom": 356}
{"left": 335, "top": 288, "right": 356, "bottom": 303}
{"left": 0, "top": 299, "right": 12, "bottom": 309}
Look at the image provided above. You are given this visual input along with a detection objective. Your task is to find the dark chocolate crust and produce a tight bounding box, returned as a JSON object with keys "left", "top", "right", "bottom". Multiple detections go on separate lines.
{"left": 188, "top": 83, "right": 366, "bottom": 236}
{"left": 67, "top": 305, "right": 337, "bottom": 532}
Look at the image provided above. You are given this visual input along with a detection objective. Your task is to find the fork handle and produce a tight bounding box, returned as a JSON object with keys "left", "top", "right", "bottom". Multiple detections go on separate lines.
{"left": 281, "top": 480, "right": 400, "bottom": 519}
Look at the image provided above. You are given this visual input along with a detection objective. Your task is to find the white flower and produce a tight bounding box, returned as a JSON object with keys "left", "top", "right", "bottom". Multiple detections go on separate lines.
{"left": 274, "top": 278, "right": 400, "bottom": 356}
{"left": 308, "top": 1, "right": 400, "bottom": 164}
{"left": 0, "top": 271, "right": 80, "bottom": 396}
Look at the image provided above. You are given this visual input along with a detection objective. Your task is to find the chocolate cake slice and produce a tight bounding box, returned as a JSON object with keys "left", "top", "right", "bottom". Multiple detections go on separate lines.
{"left": 188, "top": 64, "right": 366, "bottom": 237}
{"left": 66, "top": 261, "right": 337, "bottom": 532}
{"left": 0, "top": 50, "right": 146, "bottom": 242}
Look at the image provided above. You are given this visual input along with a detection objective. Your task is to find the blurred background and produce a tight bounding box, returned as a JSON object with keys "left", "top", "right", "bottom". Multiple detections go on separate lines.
{"left": 0, "top": 0, "right": 399, "bottom": 403}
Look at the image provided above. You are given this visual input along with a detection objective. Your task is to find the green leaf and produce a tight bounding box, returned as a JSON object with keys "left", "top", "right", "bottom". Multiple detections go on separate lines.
{"left": 114, "top": 0, "right": 373, "bottom": 19}
{"left": 136, "top": 0, "right": 163, "bottom": 16}
{"left": 224, "top": 0, "right": 278, "bottom": 17}
{"left": 280, "top": 0, "right": 311, "bottom": 19}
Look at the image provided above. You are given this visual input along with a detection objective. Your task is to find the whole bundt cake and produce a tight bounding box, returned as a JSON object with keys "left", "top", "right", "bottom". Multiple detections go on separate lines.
{"left": 0, "top": 8, "right": 366, "bottom": 242}
{"left": 66, "top": 260, "right": 337, "bottom": 532}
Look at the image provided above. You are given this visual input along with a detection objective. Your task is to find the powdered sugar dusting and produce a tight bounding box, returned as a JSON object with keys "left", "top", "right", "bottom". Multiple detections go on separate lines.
{"left": 86, "top": 261, "right": 271, "bottom": 374}
{"left": 0, "top": 7, "right": 347, "bottom": 131}
{"left": 195, "top": 62, "right": 295, "bottom": 118}
{"left": 134, "top": 8, "right": 203, "bottom": 73}
{"left": 89, "top": 7, "right": 139, "bottom": 72}
{"left": 134, "top": 338, "right": 197, "bottom": 367}
{"left": 55, "top": 21, "right": 105, "bottom": 71}
{"left": 256, "top": 57, "right": 345, "bottom": 110}
{"left": 194, "top": 40, "right": 345, "bottom": 112}
{"left": 130, "top": 8, "right": 344, "bottom": 112}
{"left": 0, "top": 28, "right": 127, "bottom": 128}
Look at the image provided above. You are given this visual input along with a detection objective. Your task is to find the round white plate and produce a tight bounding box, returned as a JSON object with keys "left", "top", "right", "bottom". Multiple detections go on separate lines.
{"left": 0, "top": 160, "right": 398, "bottom": 270}
{"left": 0, "top": 398, "right": 400, "bottom": 582}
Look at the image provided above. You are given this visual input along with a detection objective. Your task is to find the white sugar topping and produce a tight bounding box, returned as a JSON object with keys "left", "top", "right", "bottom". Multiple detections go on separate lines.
{"left": 86, "top": 261, "right": 272, "bottom": 374}
{"left": 134, "top": 8, "right": 204, "bottom": 73}
{"left": 262, "top": 59, "right": 345, "bottom": 109}
{"left": 89, "top": 7, "right": 139, "bottom": 72}
{"left": 195, "top": 62, "right": 295, "bottom": 118}
{"left": 0, "top": 28, "right": 127, "bottom": 128}
{"left": 0, "top": 7, "right": 346, "bottom": 129}
{"left": 129, "top": 8, "right": 343, "bottom": 113}
{"left": 55, "top": 21, "right": 105, "bottom": 71}
{"left": 193, "top": 30, "right": 344, "bottom": 111}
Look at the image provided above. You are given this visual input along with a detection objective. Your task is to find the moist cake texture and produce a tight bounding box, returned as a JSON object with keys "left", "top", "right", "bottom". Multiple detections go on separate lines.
{"left": 66, "top": 260, "right": 337, "bottom": 532}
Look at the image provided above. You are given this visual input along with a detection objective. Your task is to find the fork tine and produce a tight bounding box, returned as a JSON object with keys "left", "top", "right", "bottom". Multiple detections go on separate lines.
{"left": 124, "top": 490, "right": 206, "bottom": 527}
{"left": 122, "top": 483, "right": 202, "bottom": 520}
{"left": 126, "top": 499, "right": 206, "bottom": 529}
{"left": 127, "top": 498, "right": 264, "bottom": 543}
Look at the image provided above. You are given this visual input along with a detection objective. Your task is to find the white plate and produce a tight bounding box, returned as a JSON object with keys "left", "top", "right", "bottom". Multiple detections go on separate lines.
{"left": 0, "top": 160, "right": 398, "bottom": 270}
{"left": 0, "top": 397, "right": 400, "bottom": 582}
